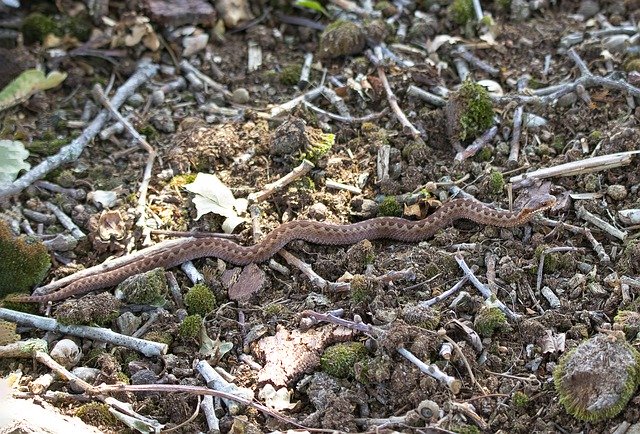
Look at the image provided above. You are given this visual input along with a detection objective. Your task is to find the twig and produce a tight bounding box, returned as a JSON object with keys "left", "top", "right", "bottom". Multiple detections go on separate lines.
{"left": 302, "top": 100, "right": 388, "bottom": 123}
{"left": 298, "top": 52, "right": 313, "bottom": 89}
{"left": 33, "top": 180, "right": 86, "bottom": 200}
{"left": 508, "top": 76, "right": 529, "bottom": 165}
{"left": 277, "top": 250, "right": 349, "bottom": 292}
{"left": 92, "top": 84, "right": 157, "bottom": 228}
{"left": 45, "top": 201, "right": 86, "bottom": 239}
{"left": 406, "top": 85, "right": 446, "bottom": 107}
{"left": 195, "top": 360, "right": 253, "bottom": 415}
{"left": 539, "top": 216, "right": 610, "bottom": 262}
{"left": 576, "top": 204, "right": 627, "bottom": 240}
{"left": 248, "top": 159, "right": 315, "bottom": 203}
{"left": 510, "top": 150, "right": 640, "bottom": 185}
{"left": 454, "top": 125, "right": 498, "bottom": 163}
{"left": 377, "top": 144, "right": 390, "bottom": 182}
{"left": 0, "top": 308, "right": 167, "bottom": 357}
{"left": 454, "top": 254, "right": 521, "bottom": 320}
{"left": 179, "top": 59, "right": 232, "bottom": 98}
{"left": 419, "top": 276, "right": 469, "bottom": 307}
{"left": 268, "top": 86, "right": 324, "bottom": 117}
{"left": 325, "top": 179, "right": 362, "bottom": 194}
{"left": 0, "top": 63, "right": 158, "bottom": 201}
{"left": 536, "top": 247, "right": 583, "bottom": 292}
{"left": 455, "top": 46, "right": 499, "bottom": 77}
{"left": 367, "top": 48, "right": 422, "bottom": 139}
{"left": 396, "top": 347, "right": 461, "bottom": 394}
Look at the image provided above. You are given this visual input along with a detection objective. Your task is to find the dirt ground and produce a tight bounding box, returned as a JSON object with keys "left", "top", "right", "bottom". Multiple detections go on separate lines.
{"left": 2, "top": 0, "right": 640, "bottom": 432}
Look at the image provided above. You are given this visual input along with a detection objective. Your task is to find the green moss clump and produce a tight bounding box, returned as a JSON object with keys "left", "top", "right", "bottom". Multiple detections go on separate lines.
{"left": 25, "top": 138, "right": 68, "bottom": 156}
{"left": 494, "top": 0, "right": 511, "bottom": 12}
{"left": 512, "top": 391, "right": 530, "bottom": 408}
{"left": 118, "top": 268, "right": 168, "bottom": 306}
{"left": 321, "top": 342, "right": 368, "bottom": 379}
{"left": 624, "top": 58, "right": 640, "bottom": 72}
{"left": 0, "top": 320, "right": 20, "bottom": 345}
{"left": 554, "top": 333, "right": 640, "bottom": 422}
{"left": 178, "top": 314, "right": 203, "bottom": 339}
{"left": 450, "top": 0, "right": 475, "bottom": 25}
{"left": 614, "top": 311, "right": 640, "bottom": 340}
{"left": 143, "top": 331, "right": 174, "bottom": 346}
{"left": 75, "top": 402, "right": 119, "bottom": 427}
{"left": 54, "top": 293, "right": 122, "bottom": 326}
{"left": 378, "top": 196, "right": 402, "bottom": 217}
{"left": 351, "top": 274, "right": 375, "bottom": 304}
{"left": 488, "top": 171, "right": 504, "bottom": 194}
{"left": 0, "top": 221, "right": 51, "bottom": 300}
{"left": 450, "top": 425, "right": 482, "bottom": 434}
{"left": 184, "top": 283, "right": 216, "bottom": 316}
{"left": 474, "top": 306, "right": 507, "bottom": 337}
{"left": 279, "top": 64, "right": 302, "bottom": 86}
{"left": 302, "top": 130, "right": 335, "bottom": 162}
{"left": 476, "top": 146, "right": 493, "bottom": 161}
{"left": 22, "top": 12, "right": 59, "bottom": 44}
{"left": 60, "top": 13, "right": 92, "bottom": 41}
{"left": 169, "top": 173, "right": 197, "bottom": 188}
{"left": 139, "top": 124, "right": 159, "bottom": 140}
{"left": 457, "top": 81, "right": 494, "bottom": 142}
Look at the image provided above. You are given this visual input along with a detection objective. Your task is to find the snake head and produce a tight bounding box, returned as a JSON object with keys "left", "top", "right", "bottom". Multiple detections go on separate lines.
{"left": 521, "top": 194, "right": 557, "bottom": 217}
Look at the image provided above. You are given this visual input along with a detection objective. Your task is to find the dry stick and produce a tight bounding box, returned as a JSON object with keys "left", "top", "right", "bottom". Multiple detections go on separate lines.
{"left": 277, "top": 250, "right": 349, "bottom": 292}
{"left": 419, "top": 276, "right": 469, "bottom": 307}
{"left": 248, "top": 159, "right": 314, "bottom": 203}
{"left": 576, "top": 204, "right": 627, "bottom": 240}
{"left": 0, "top": 63, "right": 158, "bottom": 202}
{"left": 179, "top": 59, "right": 232, "bottom": 98}
{"left": 536, "top": 246, "right": 583, "bottom": 292}
{"left": 406, "top": 85, "right": 447, "bottom": 107}
{"left": 494, "top": 48, "right": 640, "bottom": 105}
{"left": 92, "top": 84, "right": 157, "bottom": 228}
{"left": 508, "top": 76, "right": 529, "bottom": 165}
{"left": 454, "top": 125, "right": 499, "bottom": 163}
{"left": 510, "top": 150, "right": 640, "bottom": 185}
{"left": 366, "top": 48, "right": 422, "bottom": 139}
{"left": 302, "top": 100, "right": 388, "bottom": 123}
{"left": 0, "top": 308, "right": 167, "bottom": 357}
{"left": 45, "top": 201, "right": 86, "bottom": 239}
{"left": 455, "top": 46, "right": 499, "bottom": 77}
{"left": 539, "top": 216, "right": 610, "bottom": 262}
{"left": 268, "top": 86, "right": 324, "bottom": 117}
{"left": 34, "top": 180, "right": 86, "bottom": 200}
{"left": 454, "top": 254, "right": 522, "bottom": 321}
{"left": 302, "top": 310, "right": 461, "bottom": 393}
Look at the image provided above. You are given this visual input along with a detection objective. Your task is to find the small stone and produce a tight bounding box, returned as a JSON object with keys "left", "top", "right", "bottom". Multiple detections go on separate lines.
{"left": 317, "top": 20, "right": 366, "bottom": 59}
{"left": 510, "top": 0, "right": 531, "bottom": 21}
{"left": 151, "top": 110, "right": 176, "bottom": 133}
{"left": 577, "top": 0, "right": 600, "bottom": 19}
{"left": 127, "top": 93, "right": 145, "bottom": 107}
{"left": 607, "top": 184, "right": 628, "bottom": 201}
{"left": 50, "top": 339, "right": 82, "bottom": 369}
{"left": 308, "top": 203, "right": 328, "bottom": 221}
{"left": 557, "top": 92, "right": 577, "bottom": 108}
{"left": 117, "top": 311, "right": 142, "bottom": 336}
{"left": 231, "top": 87, "right": 250, "bottom": 104}
{"left": 182, "top": 33, "right": 208, "bottom": 56}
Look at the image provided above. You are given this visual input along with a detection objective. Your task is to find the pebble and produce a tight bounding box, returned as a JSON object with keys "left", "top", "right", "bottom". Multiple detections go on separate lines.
{"left": 607, "top": 184, "right": 628, "bottom": 201}
{"left": 308, "top": 203, "right": 328, "bottom": 221}
{"left": 127, "top": 93, "right": 145, "bottom": 107}
{"left": 117, "top": 311, "right": 142, "bottom": 336}
{"left": 577, "top": 0, "right": 600, "bottom": 19}
{"left": 151, "top": 110, "right": 176, "bottom": 133}
{"left": 231, "top": 87, "right": 250, "bottom": 104}
{"left": 50, "top": 339, "right": 82, "bottom": 369}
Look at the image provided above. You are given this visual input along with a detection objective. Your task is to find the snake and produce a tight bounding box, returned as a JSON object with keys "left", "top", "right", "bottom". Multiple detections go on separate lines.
{"left": 10, "top": 194, "right": 556, "bottom": 303}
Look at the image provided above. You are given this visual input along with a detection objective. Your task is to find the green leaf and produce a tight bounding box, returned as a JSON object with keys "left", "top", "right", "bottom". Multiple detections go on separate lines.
{"left": 295, "top": 0, "right": 329, "bottom": 16}
{"left": 0, "top": 140, "right": 30, "bottom": 188}
{"left": 0, "top": 69, "right": 67, "bottom": 112}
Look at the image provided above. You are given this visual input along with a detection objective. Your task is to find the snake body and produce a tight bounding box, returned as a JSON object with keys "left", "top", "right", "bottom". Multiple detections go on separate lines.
{"left": 14, "top": 195, "right": 555, "bottom": 303}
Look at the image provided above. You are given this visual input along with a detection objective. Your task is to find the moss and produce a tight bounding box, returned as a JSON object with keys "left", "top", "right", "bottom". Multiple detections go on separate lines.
{"left": 476, "top": 146, "right": 493, "bottom": 161}
{"left": 118, "top": 268, "right": 168, "bottom": 306}
{"left": 0, "top": 221, "right": 51, "bottom": 300}
{"left": 614, "top": 311, "right": 640, "bottom": 340}
{"left": 494, "top": 0, "right": 511, "bottom": 12}
{"left": 178, "top": 314, "right": 203, "bottom": 339}
{"left": 139, "top": 124, "right": 159, "bottom": 140}
{"left": 143, "top": 331, "right": 174, "bottom": 346}
{"left": 55, "top": 170, "right": 76, "bottom": 188}
{"left": 22, "top": 12, "right": 59, "bottom": 44}
{"left": 474, "top": 306, "right": 507, "bottom": 337}
{"left": 279, "top": 64, "right": 302, "bottom": 86}
{"left": 449, "top": 0, "right": 475, "bottom": 25}
{"left": 0, "top": 320, "right": 20, "bottom": 345}
{"left": 450, "top": 425, "right": 482, "bottom": 434}
{"left": 25, "top": 138, "right": 68, "bottom": 156}
{"left": 75, "top": 402, "right": 119, "bottom": 427}
{"left": 54, "top": 293, "right": 122, "bottom": 326}
{"left": 457, "top": 80, "right": 494, "bottom": 142}
{"left": 624, "top": 58, "right": 640, "bottom": 72}
{"left": 488, "top": 171, "right": 504, "bottom": 194}
{"left": 351, "top": 275, "right": 375, "bottom": 304}
{"left": 302, "top": 129, "right": 335, "bottom": 162}
{"left": 554, "top": 333, "right": 640, "bottom": 421}
{"left": 512, "top": 391, "right": 530, "bottom": 408}
{"left": 321, "top": 342, "right": 368, "bottom": 379}
{"left": 378, "top": 196, "right": 402, "bottom": 217}
{"left": 60, "top": 12, "right": 92, "bottom": 42}
{"left": 184, "top": 283, "right": 217, "bottom": 316}
{"left": 317, "top": 20, "right": 366, "bottom": 59}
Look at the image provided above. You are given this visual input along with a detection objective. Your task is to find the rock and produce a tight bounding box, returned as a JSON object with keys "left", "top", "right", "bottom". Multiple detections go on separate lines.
{"left": 231, "top": 87, "right": 250, "bottom": 104}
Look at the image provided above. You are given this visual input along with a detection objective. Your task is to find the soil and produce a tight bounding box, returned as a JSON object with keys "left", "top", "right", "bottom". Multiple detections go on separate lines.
{"left": 2, "top": 0, "right": 640, "bottom": 433}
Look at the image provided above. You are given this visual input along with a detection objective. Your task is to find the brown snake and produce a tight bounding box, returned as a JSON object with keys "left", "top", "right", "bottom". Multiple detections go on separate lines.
{"left": 12, "top": 194, "right": 556, "bottom": 303}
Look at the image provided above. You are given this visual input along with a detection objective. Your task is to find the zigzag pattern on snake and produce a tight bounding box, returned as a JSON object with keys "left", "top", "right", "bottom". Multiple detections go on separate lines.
{"left": 11, "top": 195, "right": 556, "bottom": 303}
